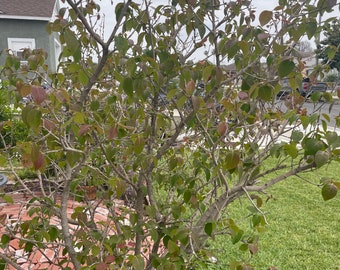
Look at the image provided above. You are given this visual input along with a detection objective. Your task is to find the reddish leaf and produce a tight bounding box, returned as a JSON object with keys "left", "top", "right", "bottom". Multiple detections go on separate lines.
{"left": 217, "top": 121, "right": 228, "bottom": 136}
{"left": 0, "top": 214, "right": 7, "bottom": 225}
{"left": 191, "top": 95, "right": 201, "bottom": 111}
{"left": 31, "top": 85, "right": 47, "bottom": 105}
{"left": 78, "top": 125, "right": 91, "bottom": 136}
{"left": 258, "top": 33, "right": 270, "bottom": 40}
{"left": 185, "top": 80, "right": 196, "bottom": 96}
{"left": 32, "top": 147, "right": 45, "bottom": 171}
{"left": 238, "top": 91, "right": 248, "bottom": 100}
{"left": 259, "top": 10, "right": 272, "bottom": 26}
{"left": 95, "top": 262, "right": 108, "bottom": 270}
{"left": 104, "top": 255, "right": 116, "bottom": 264}
{"left": 17, "top": 83, "right": 32, "bottom": 97}
{"left": 108, "top": 126, "right": 118, "bottom": 140}
{"left": 43, "top": 119, "right": 56, "bottom": 132}
{"left": 248, "top": 243, "right": 258, "bottom": 255}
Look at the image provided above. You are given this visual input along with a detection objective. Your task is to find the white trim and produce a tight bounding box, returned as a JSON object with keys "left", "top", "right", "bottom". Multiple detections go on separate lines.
{"left": 0, "top": 15, "right": 50, "bottom": 21}
{"left": 7, "top": 38, "right": 36, "bottom": 67}
{"left": 8, "top": 38, "right": 36, "bottom": 52}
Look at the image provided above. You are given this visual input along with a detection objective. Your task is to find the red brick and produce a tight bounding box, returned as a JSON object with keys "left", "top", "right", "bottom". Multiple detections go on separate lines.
{"left": 39, "top": 248, "right": 56, "bottom": 263}
{"left": 9, "top": 238, "right": 21, "bottom": 250}
{"left": 28, "top": 249, "right": 43, "bottom": 264}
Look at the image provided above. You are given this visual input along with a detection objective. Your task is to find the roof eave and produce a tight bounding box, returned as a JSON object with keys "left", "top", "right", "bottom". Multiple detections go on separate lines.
{"left": 0, "top": 15, "right": 51, "bottom": 21}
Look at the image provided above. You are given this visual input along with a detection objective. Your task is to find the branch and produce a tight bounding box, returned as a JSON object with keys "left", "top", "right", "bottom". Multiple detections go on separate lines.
{"left": 59, "top": 164, "right": 81, "bottom": 270}
{"left": 245, "top": 163, "right": 315, "bottom": 192}
{"left": 0, "top": 253, "right": 25, "bottom": 270}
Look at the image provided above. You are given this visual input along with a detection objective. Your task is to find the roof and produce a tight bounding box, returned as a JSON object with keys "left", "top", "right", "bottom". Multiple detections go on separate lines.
{"left": 0, "top": 0, "right": 57, "bottom": 21}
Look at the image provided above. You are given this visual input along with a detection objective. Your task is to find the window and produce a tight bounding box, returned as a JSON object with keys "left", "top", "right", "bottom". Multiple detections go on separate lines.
{"left": 7, "top": 38, "right": 36, "bottom": 66}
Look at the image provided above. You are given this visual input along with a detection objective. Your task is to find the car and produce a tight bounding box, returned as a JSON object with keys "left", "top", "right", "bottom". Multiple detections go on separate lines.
{"left": 277, "top": 86, "right": 292, "bottom": 99}
{"left": 299, "top": 78, "right": 327, "bottom": 97}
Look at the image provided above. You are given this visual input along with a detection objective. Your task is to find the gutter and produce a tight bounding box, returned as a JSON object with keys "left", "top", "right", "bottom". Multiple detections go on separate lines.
{"left": 0, "top": 15, "right": 51, "bottom": 21}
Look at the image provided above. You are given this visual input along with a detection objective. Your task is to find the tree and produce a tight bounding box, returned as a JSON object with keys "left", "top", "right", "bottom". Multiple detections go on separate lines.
{"left": 317, "top": 19, "right": 340, "bottom": 72}
{"left": 0, "top": 0, "right": 339, "bottom": 269}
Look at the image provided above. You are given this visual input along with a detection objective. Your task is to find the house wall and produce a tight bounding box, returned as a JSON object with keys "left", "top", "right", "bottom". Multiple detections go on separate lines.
{"left": 0, "top": 19, "right": 57, "bottom": 71}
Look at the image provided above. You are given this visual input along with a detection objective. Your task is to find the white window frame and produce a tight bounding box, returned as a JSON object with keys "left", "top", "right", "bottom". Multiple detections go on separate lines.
{"left": 7, "top": 38, "right": 36, "bottom": 66}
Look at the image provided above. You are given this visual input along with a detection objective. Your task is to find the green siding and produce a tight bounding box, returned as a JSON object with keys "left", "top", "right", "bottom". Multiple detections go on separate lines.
{"left": 0, "top": 19, "right": 58, "bottom": 71}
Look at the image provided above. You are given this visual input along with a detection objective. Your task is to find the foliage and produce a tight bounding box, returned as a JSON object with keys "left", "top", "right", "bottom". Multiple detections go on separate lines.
{"left": 316, "top": 19, "right": 340, "bottom": 72}
{"left": 0, "top": 0, "right": 340, "bottom": 269}
{"left": 323, "top": 73, "right": 339, "bottom": 83}
{"left": 0, "top": 80, "right": 29, "bottom": 149}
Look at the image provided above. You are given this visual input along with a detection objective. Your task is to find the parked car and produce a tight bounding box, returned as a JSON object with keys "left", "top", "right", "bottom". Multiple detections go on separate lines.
{"left": 277, "top": 86, "right": 292, "bottom": 99}
{"left": 299, "top": 78, "right": 327, "bottom": 97}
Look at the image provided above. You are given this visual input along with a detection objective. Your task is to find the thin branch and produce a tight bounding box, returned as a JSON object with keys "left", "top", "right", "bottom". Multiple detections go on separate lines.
{"left": 241, "top": 186, "right": 268, "bottom": 224}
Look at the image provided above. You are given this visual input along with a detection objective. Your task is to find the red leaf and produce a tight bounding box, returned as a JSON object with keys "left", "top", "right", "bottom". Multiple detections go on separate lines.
{"left": 248, "top": 243, "right": 259, "bottom": 255}
{"left": 217, "top": 121, "right": 228, "bottom": 136}
{"left": 78, "top": 125, "right": 91, "bottom": 136}
{"left": 238, "top": 91, "right": 248, "bottom": 100}
{"left": 95, "top": 262, "right": 108, "bottom": 270}
{"left": 185, "top": 80, "right": 196, "bottom": 95}
{"left": 108, "top": 126, "right": 118, "bottom": 140}
{"left": 104, "top": 255, "right": 116, "bottom": 264}
{"left": 43, "top": 119, "right": 56, "bottom": 132}
{"left": 32, "top": 150, "right": 45, "bottom": 171}
{"left": 31, "top": 86, "right": 47, "bottom": 105}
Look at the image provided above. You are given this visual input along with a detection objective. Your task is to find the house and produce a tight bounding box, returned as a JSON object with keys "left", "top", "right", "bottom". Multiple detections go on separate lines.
{"left": 0, "top": 0, "right": 61, "bottom": 72}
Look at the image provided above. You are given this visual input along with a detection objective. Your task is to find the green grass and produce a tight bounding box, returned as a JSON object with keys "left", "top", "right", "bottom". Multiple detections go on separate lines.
{"left": 209, "top": 164, "right": 340, "bottom": 270}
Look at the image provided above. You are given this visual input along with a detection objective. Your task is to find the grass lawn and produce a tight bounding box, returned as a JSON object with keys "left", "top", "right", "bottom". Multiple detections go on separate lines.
{"left": 208, "top": 163, "right": 340, "bottom": 270}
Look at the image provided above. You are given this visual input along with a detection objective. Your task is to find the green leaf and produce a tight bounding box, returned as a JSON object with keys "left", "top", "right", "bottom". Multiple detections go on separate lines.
{"left": 258, "top": 85, "right": 272, "bottom": 101}
{"left": 259, "top": 10, "right": 272, "bottom": 26}
{"left": 202, "top": 65, "right": 215, "bottom": 83}
{"left": 278, "top": 60, "right": 295, "bottom": 78}
{"left": 291, "top": 131, "right": 303, "bottom": 143}
{"left": 231, "top": 230, "right": 244, "bottom": 244}
{"left": 306, "top": 22, "right": 317, "bottom": 39}
{"left": 134, "top": 136, "right": 145, "bottom": 155}
{"left": 123, "top": 77, "right": 133, "bottom": 97}
{"left": 204, "top": 222, "right": 215, "bottom": 237}
{"left": 48, "top": 227, "right": 59, "bottom": 241}
{"left": 167, "top": 239, "right": 180, "bottom": 254}
{"left": 73, "top": 112, "right": 85, "bottom": 124}
{"left": 321, "top": 183, "right": 338, "bottom": 201}
{"left": 1, "top": 234, "right": 10, "bottom": 245}
{"left": 303, "top": 138, "right": 325, "bottom": 156}
{"left": 78, "top": 70, "right": 89, "bottom": 85}
{"left": 314, "top": 150, "right": 329, "bottom": 168}
{"left": 1, "top": 195, "right": 13, "bottom": 204}
{"left": 24, "top": 241, "right": 34, "bottom": 252}
{"left": 225, "top": 151, "right": 240, "bottom": 170}
{"left": 115, "top": 35, "right": 129, "bottom": 54}
{"left": 90, "top": 100, "right": 100, "bottom": 111}
{"left": 22, "top": 106, "right": 42, "bottom": 130}
{"left": 66, "top": 151, "right": 82, "bottom": 167}
{"left": 64, "top": 29, "right": 81, "bottom": 61}
{"left": 130, "top": 255, "right": 145, "bottom": 270}
{"left": 0, "top": 154, "right": 7, "bottom": 167}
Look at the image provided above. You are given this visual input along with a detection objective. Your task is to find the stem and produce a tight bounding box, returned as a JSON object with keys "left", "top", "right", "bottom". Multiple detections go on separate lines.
{"left": 60, "top": 164, "right": 81, "bottom": 270}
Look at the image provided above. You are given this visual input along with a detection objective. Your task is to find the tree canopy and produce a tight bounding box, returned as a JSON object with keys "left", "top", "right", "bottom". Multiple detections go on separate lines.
{"left": 317, "top": 18, "right": 340, "bottom": 72}
{"left": 0, "top": 0, "right": 340, "bottom": 269}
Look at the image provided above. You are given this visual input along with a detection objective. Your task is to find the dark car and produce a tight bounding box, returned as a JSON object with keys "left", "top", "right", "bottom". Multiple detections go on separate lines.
{"left": 299, "top": 78, "right": 328, "bottom": 97}
{"left": 277, "top": 86, "right": 292, "bottom": 99}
